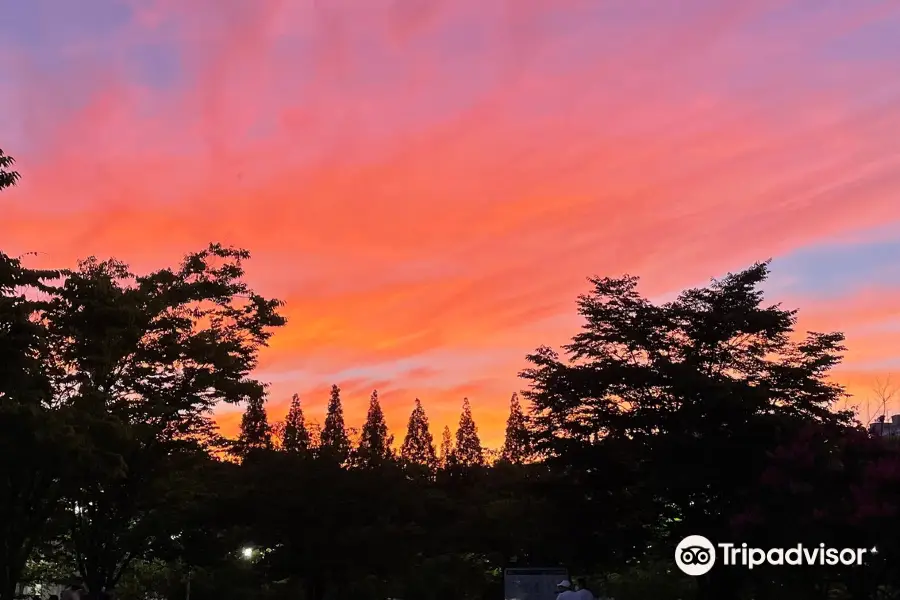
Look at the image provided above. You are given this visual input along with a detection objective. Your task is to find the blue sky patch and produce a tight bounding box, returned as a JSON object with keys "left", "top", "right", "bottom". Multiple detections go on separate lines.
{"left": 767, "top": 237, "right": 900, "bottom": 298}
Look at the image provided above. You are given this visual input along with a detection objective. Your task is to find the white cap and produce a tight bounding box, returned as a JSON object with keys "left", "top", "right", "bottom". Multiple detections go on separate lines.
{"left": 558, "top": 580, "right": 571, "bottom": 589}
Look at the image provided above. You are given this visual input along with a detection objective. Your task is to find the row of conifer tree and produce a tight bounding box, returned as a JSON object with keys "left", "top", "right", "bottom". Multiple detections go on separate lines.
{"left": 237, "top": 384, "right": 532, "bottom": 467}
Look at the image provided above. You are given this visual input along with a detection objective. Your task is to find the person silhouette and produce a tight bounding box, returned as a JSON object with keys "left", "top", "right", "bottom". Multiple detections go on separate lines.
{"left": 556, "top": 580, "right": 577, "bottom": 600}
{"left": 573, "top": 577, "right": 595, "bottom": 600}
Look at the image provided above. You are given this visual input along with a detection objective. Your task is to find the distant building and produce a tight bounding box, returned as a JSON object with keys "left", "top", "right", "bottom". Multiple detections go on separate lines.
{"left": 869, "top": 415, "right": 900, "bottom": 437}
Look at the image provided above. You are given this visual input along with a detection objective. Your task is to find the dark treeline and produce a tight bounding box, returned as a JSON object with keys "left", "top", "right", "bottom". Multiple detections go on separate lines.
{"left": 4, "top": 149, "right": 900, "bottom": 600}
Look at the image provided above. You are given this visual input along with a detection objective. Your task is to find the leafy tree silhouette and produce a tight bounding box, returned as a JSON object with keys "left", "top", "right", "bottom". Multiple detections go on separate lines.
{"left": 400, "top": 398, "right": 437, "bottom": 469}
{"left": 728, "top": 422, "right": 899, "bottom": 599}
{"left": 355, "top": 390, "right": 394, "bottom": 467}
{"left": 282, "top": 393, "right": 312, "bottom": 454}
{"left": 0, "top": 149, "right": 19, "bottom": 190}
{"left": 0, "top": 153, "right": 83, "bottom": 600}
{"left": 46, "top": 244, "right": 285, "bottom": 599}
{"left": 4, "top": 157, "right": 898, "bottom": 600}
{"left": 523, "top": 262, "right": 854, "bottom": 597}
{"left": 320, "top": 384, "right": 351, "bottom": 463}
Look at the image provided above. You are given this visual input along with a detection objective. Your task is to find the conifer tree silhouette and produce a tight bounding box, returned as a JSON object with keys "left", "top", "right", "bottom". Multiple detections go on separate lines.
{"left": 282, "top": 393, "right": 311, "bottom": 454}
{"left": 400, "top": 398, "right": 437, "bottom": 469}
{"left": 320, "top": 384, "right": 350, "bottom": 463}
{"left": 356, "top": 389, "right": 394, "bottom": 467}
{"left": 439, "top": 425, "right": 454, "bottom": 469}
{"left": 453, "top": 397, "right": 484, "bottom": 467}
{"left": 500, "top": 392, "right": 531, "bottom": 464}
{"left": 239, "top": 396, "right": 272, "bottom": 452}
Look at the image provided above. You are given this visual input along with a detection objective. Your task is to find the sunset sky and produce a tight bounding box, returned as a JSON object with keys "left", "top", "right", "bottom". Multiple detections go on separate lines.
{"left": 3, "top": 0, "right": 900, "bottom": 447}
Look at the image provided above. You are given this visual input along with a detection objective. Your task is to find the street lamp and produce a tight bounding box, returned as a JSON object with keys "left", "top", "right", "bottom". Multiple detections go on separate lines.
{"left": 241, "top": 547, "right": 254, "bottom": 560}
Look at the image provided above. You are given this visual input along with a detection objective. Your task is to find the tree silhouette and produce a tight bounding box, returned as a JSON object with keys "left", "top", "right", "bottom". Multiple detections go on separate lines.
{"left": 45, "top": 244, "right": 285, "bottom": 598}
{"left": 439, "top": 425, "right": 454, "bottom": 469}
{"left": 347, "top": 426, "right": 361, "bottom": 448}
{"left": 453, "top": 398, "right": 484, "bottom": 467}
{"left": 320, "top": 384, "right": 351, "bottom": 463}
{"left": 5, "top": 210, "right": 899, "bottom": 600}
{"left": 0, "top": 164, "right": 81, "bottom": 600}
{"left": 523, "top": 261, "right": 854, "bottom": 594}
{"left": 282, "top": 393, "right": 311, "bottom": 454}
{"left": 308, "top": 421, "right": 323, "bottom": 449}
{"left": 400, "top": 398, "right": 437, "bottom": 469}
{"left": 355, "top": 390, "right": 394, "bottom": 467}
{"left": 724, "top": 422, "right": 896, "bottom": 598}
{"left": 239, "top": 396, "right": 272, "bottom": 452}
{"left": 0, "top": 149, "right": 19, "bottom": 190}
{"left": 500, "top": 392, "right": 530, "bottom": 464}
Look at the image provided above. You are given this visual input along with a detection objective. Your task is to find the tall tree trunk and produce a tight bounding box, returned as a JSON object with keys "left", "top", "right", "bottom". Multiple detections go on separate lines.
{"left": 0, "top": 577, "right": 17, "bottom": 600}
{"left": 82, "top": 568, "right": 107, "bottom": 600}
{"left": 0, "top": 549, "right": 27, "bottom": 600}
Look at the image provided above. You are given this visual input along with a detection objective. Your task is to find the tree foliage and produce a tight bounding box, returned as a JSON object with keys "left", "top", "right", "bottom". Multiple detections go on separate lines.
{"left": 239, "top": 396, "right": 272, "bottom": 453}
{"left": 500, "top": 392, "right": 530, "bottom": 464}
{"left": 40, "top": 245, "right": 284, "bottom": 597}
{"left": 4, "top": 158, "right": 900, "bottom": 600}
{"left": 452, "top": 398, "right": 484, "bottom": 468}
{"left": 355, "top": 390, "right": 394, "bottom": 468}
{"left": 320, "top": 385, "right": 350, "bottom": 463}
{"left": 0, "top": 153, "right": 79, "bottom": 600}
{"left": 0, "top": 148, "right": 19, "bottom": 191}
{"left": 522, "top": 262, "right": 855, "bottom": 591}
{"left": 400, "top": 398, "right": 437, "bottom": 470}
{"left": 281, "top": 393, "right": 311, "bottom": 454}
{"left": 439, "top": 425, "right": 453, "bottom": 469}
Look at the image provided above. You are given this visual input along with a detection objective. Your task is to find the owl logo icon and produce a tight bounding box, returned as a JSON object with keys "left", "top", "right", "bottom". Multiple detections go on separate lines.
{"left": 675, "top": 535, "right": 716, "bottom": 576}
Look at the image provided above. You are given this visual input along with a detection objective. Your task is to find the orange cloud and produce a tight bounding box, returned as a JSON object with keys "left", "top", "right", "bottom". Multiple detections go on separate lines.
{"left": 786, "top": 287, "right": 900, "bottom": 422}
{"left": 4, "top": 0, "right": 900, "bottom": 445}
{"left": 796, "top": 288, "right": 900, "bottom": 334}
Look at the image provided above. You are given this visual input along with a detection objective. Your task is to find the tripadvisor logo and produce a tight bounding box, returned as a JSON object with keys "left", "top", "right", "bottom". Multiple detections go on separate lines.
{"left": 674, "top": 535, "right": 873, "bottom": 577}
